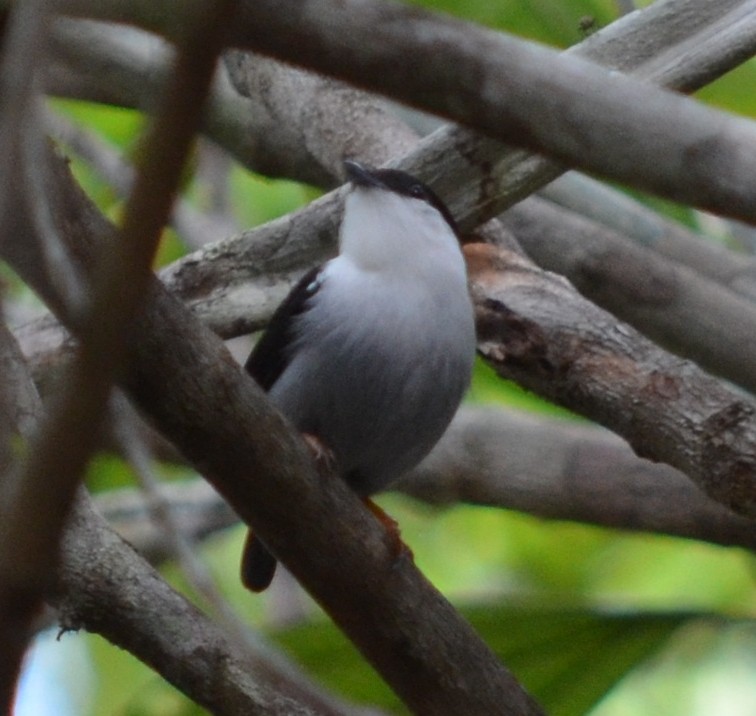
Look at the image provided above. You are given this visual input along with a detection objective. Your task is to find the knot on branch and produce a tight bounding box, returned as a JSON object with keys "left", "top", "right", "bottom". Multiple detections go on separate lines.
{"left": 700, "top": 401, "right": 756, "bottom": 516}
{"left": 476, "top": 297, "right": 553, "bottom": 376}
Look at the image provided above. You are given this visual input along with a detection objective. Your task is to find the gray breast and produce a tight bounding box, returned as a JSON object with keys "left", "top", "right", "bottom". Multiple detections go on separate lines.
{"left": 269, "top": 275, "right": 475, "bottom": 495}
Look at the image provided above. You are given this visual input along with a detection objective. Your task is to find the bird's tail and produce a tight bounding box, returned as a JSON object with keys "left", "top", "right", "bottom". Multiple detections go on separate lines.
{"left": 240, "top": 530, "right": 278, "bottom": 592}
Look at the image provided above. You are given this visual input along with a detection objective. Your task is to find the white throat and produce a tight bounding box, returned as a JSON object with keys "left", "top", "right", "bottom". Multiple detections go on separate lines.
{"left": 339, "top": 188, "right": 464, "bottom": 279}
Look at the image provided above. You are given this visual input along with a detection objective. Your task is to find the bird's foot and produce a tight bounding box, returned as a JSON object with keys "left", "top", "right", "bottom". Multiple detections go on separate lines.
{"left": 362, "top": 497, "right": 414, "bottom": 564}
{"left": 302, "top": 432, "right": 337, "bottom": 476}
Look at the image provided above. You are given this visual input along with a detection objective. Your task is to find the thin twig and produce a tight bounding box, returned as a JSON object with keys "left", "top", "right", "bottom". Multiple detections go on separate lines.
{"left": 47, "top": 110, "right": 237, "bottom": 248}
{"left": 0, "top": 1, "right": 239, "bottom": 708}
{"left": 111, "top": 392, "right": 257, "bottom": 643}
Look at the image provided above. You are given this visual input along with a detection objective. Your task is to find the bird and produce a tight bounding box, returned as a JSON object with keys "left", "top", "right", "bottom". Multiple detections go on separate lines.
{"left": 241, "top": 159, "right": 476, "bottom": 591}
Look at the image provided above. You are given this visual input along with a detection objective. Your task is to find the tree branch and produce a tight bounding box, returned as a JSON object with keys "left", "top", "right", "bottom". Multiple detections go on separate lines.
{"left": 58, "top": 0, "right": 756, "bottom": 223}
{"left": 223, "top": 50, "right": 418, "bottom": 184}
{"left": 0, "top": 319, "right": 43, "bottom": 710}
{"left": 95, "top": 407, "right": 756, "bottom": 561}
{"left": 499, "top": 196, "right": 756, "bottom": 395}
{"left": 464, "top": 242, "right": 756, "bottom": 517}
{"left": 539, "top": 173, "right": 756, "bottom": 301}
{"left": 402, "top": 408, "right": 756, "bottom": 551}
{"left": 56, "top": 493, "right": 366, "bottom": 716}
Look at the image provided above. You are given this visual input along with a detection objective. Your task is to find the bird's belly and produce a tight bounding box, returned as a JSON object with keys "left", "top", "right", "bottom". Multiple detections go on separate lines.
{"left": 270, "top": 311, "right": 471, "bottom": 495}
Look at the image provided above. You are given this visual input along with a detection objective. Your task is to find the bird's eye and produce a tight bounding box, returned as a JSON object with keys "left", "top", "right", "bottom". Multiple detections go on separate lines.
{"left": 409, "top": 185, "right": 425, "bottom": 199}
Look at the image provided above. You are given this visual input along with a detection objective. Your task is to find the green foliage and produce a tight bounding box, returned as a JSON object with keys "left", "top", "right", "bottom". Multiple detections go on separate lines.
{"left": 84, "top": 453, "right": 135, "bottom": 493}
{"left": 86, "top": 633, "right": 206, "bottom": 716}
{"left": 270, "top": 604, "right": 712, "bottom": 715}
{"left": 471, "top": 607, "right": 689, "bottom": 716}
{"left": 53, "top": 99, "right": 145, "bottom": 148}
{"left": 407, "top": 0, "right": 625, "bottom": 47}
{"left": 468, "top": 357, "right": 582, "bottom": 419}
{"left": 84, "top": 452, "right": 195, "bottom": 494}
{"left": 696, "top": 61, "right": 756, "bottom": 118}
{"left": 228, "top": 166, "right": 319, "bottom": 228}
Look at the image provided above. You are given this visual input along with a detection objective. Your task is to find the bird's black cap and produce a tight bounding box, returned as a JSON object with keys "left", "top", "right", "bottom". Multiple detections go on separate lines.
{"left": 344, "top": 159, "right": 458, "bottom": 233}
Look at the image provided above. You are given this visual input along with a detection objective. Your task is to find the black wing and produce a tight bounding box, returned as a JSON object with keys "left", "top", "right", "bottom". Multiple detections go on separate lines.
{"left": 241, "top": 265, "right": 324, "bottom": 593}
{"left": 245, "top": 265, "right": 324, "bottom": 390}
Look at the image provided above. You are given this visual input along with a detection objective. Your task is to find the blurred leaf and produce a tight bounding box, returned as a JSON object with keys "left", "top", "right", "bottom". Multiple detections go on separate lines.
{"left": 696, "top": 60, "right": 756, "bottom": 118}
{"left": 408, "top": 0, "right": 621, "bottom": 47}
{"left": 469, "top": 606, "right": 693, "bottom": 716}
{"left": 272, "top": 617, "right": 402, "bottom": 712}
{"left": 154, "top": 227, "right": 189, "bottom": 268}
{"left": 84, "top": 451, "right": 193, "bottom": 494}
{"left": 229, "top": 167, "right": 316, "bottom": 228}
{"left": 468, "top": 357, "right": 582, "bottom": 419}
{"left": 591, "top": 620, "right": 756, "bottom": 716}
{"left": 86, "top": 633, "right": 179, "bottom": 716}
{"left": 51, "top": 99, "right": 144, "bottom": 150}
{"left": 584, "top": 536, "right": 756, "bottom": 613}
{"left": 85, "top": 452, "right": 135, "bottom": 493}
{"left": 272, "top": 605, "right": 693, "bottom": 715}
{"left": 382, "top": 498, "right": 756, "bottom": 612}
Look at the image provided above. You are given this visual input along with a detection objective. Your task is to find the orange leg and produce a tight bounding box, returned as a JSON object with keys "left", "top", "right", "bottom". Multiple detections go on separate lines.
{"left": 301, "top": 433, "right": 413, "bottom": 564}
{"left": 362, "top": 497, "right": 414, "bottom": 563}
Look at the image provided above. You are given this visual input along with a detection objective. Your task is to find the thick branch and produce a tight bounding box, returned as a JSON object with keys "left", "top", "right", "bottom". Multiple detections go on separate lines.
{"left": 0, "top": 320, "right": 43, "bottom": 709}
{"left": 96, "top": 407, "right": 756, "bottom": 558}
{"left": 402, "top": 408, "right": 756, "bottom": 551}
{"left": 194, "top": 0, "right": 756, "bottom": 222}
{"left": 222, "top": 51, "right": 417, "bottom": 183}
{"left": 539, "top": 173, "right": 756, "bottom": 301}
{"left": 464, "top": 243, "right": 756, "bottom": 517}
{"left": 499, "top": 196, "right": 756, "bottom": 395}
{"left": 56, "top": 494, "right": 359, "bottom": 716}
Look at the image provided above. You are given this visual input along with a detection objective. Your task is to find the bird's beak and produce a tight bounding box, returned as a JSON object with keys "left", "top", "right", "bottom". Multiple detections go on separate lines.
{"left": 344, "top": 159, "right": 385, "bottom": 189}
